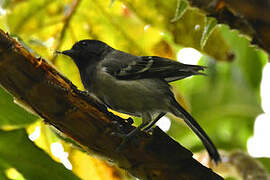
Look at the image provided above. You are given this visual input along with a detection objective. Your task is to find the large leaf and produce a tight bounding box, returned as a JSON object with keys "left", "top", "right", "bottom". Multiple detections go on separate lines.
{"left": 221, "top": 26, "right": 267, "bottom": 90}
{"left": 0, "top": 159, "right": 9, "bottom": 180}
{"left": 0, "top": 171, "right": 8, "bottom": 180}
{"left": 0, "top": 129, "right": 80, "bottom": 180}
{"left": 0, "top": 86, "right": 38, "bottom": 128}
{"left": 169, "top": 25, "right": 267, "bottom": 151}
{"left": 258, "top": 158, "right": 270, "bottom": 174}
{"left": 169, "top": 64, "right": 261, "bottom": 151}
{"left": 122, "top": 0, "right": 232, "bottom": 61}
{"left": 69, "top": 149, "right": 124, "bottom": 180}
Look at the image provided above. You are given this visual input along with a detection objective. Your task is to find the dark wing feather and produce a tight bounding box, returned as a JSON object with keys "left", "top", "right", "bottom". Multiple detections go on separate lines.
{"left": 112, "top": 56, "right": 206, "bottom": 82}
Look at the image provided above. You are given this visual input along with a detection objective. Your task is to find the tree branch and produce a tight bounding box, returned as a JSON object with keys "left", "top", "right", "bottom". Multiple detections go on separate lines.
{"left": 0, "top": 29, "right": 223, "bottom": 180}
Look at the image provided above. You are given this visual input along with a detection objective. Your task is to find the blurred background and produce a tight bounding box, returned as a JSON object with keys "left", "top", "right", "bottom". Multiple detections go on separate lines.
{"left": 0, "top": 0, "right": 269, "bottom": 179}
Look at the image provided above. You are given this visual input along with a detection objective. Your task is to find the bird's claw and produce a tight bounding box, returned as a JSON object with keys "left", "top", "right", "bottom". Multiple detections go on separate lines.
{"left": 143, "top": 127, "right": 154, "bottom": 134}
{"left": 110, "top": 120, "right": 127, "bottom": 133}
{"left": 111, "top": 129, "right": 139, "bottom": 152}
{"left": 115, "top": 133, "right": 136, "bottom": 152}
{"left": 110, "top": 131, "right": 126, "bottom": 138}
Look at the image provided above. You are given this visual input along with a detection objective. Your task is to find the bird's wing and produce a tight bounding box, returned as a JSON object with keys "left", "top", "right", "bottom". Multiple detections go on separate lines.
{"left": 102, "top": 51, "right": 205, "bottom": 82}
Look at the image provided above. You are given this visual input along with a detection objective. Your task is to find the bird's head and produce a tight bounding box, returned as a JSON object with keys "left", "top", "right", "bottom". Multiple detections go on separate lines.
{"left": 59, "top": 40, "right": 113, "bottom": 68}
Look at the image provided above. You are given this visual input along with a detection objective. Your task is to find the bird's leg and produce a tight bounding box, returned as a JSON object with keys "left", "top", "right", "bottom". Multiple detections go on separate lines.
{"left": 125, "top": 112, "right": 152, "bottom": 139}
{"left": 143, "top": 112, "right": 166, "bottom": 132}
{"left": 116, "top": 113, "right": 152, "bottom": 151}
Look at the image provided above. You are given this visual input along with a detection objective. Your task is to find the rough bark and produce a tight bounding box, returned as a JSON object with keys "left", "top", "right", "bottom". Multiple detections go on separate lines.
{"left": 0, "top": 29, "right": 223, "bottom": 180}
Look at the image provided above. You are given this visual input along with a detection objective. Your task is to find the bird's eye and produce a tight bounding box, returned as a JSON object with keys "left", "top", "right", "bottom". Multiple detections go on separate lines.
{"left": 80, "top": 41, "right": 87, "bottom": 47}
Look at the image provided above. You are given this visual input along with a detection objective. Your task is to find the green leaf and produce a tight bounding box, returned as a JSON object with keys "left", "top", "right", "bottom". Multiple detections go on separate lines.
{"left": 225, "top": 178, "right": 237, "bottom": 180}
{"left": 257, "top": 158, "right": 270, "bottom": 174}
{"left": 168, "top": 24, "right": 267, "bottom": 151}
{"left": 0, "top": 86, "right": 38, "bottom": 129}
{"left": 0, "top": 129, "right": 80, "bottom": 180}
{"left": 0, "top": 171, "right": 9, "bottom": 180}
{"left": 122, "top": 0, "right": 233, "bottom": 61}
{"left": 200, "top": 17, "right": 217, "bottom": 49}
{"left": 221, "top": 26, "right": 267, "bottom": 89}
{"left": 170, "top": 56, "right": 264, "bottom": 151}
{"left": 0, "top": 0, "right": 12, "bottom": 8}
{"left": 171, "top": 0, "right": 189, "bottom": 23}
{"left": 0, "top": 160, "right": 9, "bottom": 180}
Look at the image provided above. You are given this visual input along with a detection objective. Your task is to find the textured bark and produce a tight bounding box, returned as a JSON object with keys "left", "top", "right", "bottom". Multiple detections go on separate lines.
{"left": 187, "top": 0, "right": 270, "bottom": 55}
{"left": 0, "top": 29, "right": 223, "bottom": 180}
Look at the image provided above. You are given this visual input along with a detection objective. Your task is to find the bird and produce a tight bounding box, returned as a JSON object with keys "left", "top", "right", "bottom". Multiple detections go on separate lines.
{"left": 59, "top": 39, "right": 221, "bottom": 163}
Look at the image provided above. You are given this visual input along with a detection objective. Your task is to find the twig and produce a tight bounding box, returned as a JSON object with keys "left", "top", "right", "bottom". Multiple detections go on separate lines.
{"left": 51, "top": 0, "right": 82, "bottom": 64}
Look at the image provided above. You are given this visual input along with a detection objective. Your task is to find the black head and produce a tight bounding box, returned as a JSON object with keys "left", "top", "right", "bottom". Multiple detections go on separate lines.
{"left": 60, "top": 40, "right": 113, "bottom": 68}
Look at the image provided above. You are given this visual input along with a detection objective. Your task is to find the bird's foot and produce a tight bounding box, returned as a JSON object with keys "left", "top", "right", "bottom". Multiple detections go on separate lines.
{"left": 110, "top": 120, "right": 127, "bottom": 134}
{"left": 143, "top": 127, "right": 155, "bottom": 134}
{"left": 116, "top": 133, "right": 138, "bottom": 152}
{"left": 111, "top": 128, "right": 140, "bottom": 152}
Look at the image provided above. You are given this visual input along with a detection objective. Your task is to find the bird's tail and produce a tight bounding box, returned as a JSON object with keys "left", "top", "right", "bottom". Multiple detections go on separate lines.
{"left": 170, "top": 98, "right": 221, "bottom": 164}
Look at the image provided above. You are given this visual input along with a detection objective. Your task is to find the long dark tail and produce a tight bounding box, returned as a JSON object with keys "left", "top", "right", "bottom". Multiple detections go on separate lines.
{"left": 170, "top": 98, "right": 221, "bottom": 164}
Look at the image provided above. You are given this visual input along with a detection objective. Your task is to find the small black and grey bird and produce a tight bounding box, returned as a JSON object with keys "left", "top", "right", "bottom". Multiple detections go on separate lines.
{"left": 60, "top": 39, "right": 220, "bottom": 163}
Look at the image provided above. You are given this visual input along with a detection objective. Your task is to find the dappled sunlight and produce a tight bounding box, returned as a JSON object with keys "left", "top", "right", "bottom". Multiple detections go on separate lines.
{"left": 248, "top": 114, "right": 270, "bottom": 157}
{"left": 5, "top": 168, "right": 25, "bottom": 180}
{"left": 28, "top": 126, "right": 41, "bottom": 141}
{"left": 51, "top": 142, "right": 72, "bottom": 170}
{"left": 156, "top": 116, "right": 171, "bottom": 132}
{"left": 248, "top": 63, "right": 270, "bottom": 157}
{"left": 177, "top": 48, "right": 202, "bottom": 65}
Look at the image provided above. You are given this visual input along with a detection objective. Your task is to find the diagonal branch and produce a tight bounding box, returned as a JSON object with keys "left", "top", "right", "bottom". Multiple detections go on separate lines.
{"left": 0, "top": 29, "right": 223, "bottom": 180}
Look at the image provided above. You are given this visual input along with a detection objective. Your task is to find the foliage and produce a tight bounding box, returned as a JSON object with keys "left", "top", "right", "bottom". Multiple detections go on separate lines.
{"left": 0, "top": 0, "right": 269, "bottom": 179}
{"left": 0, "top": 129, "right": 80, "bottom": 180}
{"left": 0, "top": 88, "right": 37, "bottom": 128}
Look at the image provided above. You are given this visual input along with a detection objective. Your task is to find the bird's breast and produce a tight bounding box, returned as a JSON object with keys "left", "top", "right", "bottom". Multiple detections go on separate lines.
{"left": 88, "top": 70, "right": 171, "bottom": 115}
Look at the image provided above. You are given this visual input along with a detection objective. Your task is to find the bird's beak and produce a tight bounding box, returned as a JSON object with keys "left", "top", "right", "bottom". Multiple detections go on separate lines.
{"left": 56, "top": 49, "right": 75, "bottom": 57}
